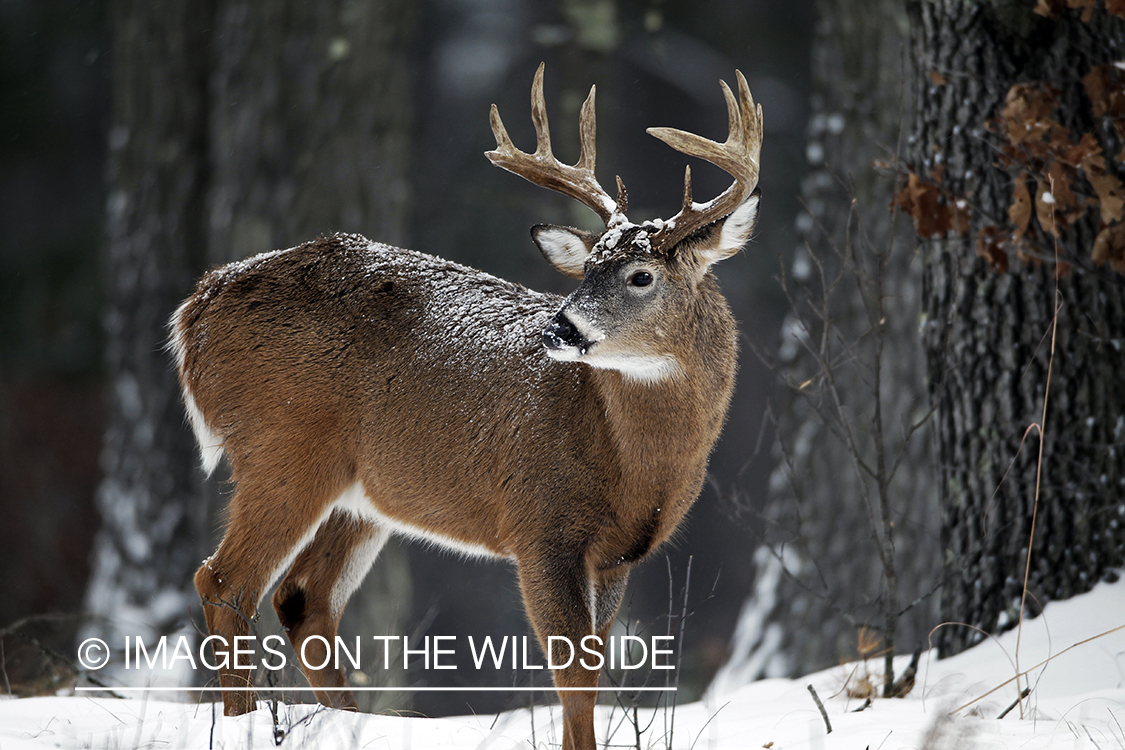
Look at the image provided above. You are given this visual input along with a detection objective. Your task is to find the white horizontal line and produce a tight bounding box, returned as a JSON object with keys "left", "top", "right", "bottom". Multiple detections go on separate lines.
{"left": 75, "top": 686, "right": 676, "bottom": 693}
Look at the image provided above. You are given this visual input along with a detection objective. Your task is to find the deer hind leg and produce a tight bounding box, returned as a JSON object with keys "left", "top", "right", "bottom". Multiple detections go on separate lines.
{"left": 272, "top": 507, "right": 388, "bottom": 710}
{"left": 517, "top": 551, "right": 630, "bottom": 750}
{"left": 592, "top": 567, "right": 629, "bottom": 642}
{"left": 194, "top": 482, "right": 342, "bottom": 716}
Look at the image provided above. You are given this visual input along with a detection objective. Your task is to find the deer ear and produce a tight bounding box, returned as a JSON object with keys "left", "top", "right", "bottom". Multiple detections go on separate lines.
{"left": 691, "top": 189, "right": 760, "bottom": 268}
{"left": 532, "top": 224, "right": 599, "bottom": 279}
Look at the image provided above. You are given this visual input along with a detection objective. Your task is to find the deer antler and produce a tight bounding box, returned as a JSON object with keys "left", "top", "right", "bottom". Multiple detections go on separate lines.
{"left": 647, "top": 70, "right": 762, "bottom": 252}
{"left": 486, "top": 63, "right": 628, "bottom": 226}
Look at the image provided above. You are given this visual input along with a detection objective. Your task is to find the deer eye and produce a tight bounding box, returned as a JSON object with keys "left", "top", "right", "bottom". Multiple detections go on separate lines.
{"left": 628, "top": 271, "right": 653, "bottom": 287}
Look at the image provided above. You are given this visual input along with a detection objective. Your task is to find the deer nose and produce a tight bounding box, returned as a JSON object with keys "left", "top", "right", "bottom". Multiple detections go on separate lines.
{"left": 543, "top": 315, "right": 579, "bottom": 350}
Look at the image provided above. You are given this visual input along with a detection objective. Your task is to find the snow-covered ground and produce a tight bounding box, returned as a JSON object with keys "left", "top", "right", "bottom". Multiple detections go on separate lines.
{"left": 2, "top": 578, "right": 1123, "bottom": 749}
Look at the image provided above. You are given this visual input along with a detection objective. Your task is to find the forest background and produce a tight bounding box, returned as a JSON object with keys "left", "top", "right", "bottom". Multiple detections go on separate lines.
{"left": 1, "top": 0, "right": 1122, "bottom": 721}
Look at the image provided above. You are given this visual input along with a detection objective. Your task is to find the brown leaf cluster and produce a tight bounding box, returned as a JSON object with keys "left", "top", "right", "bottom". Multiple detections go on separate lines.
{"left": 1081, "top": 65, "right": 1125, "bottom": 232}
{"left": 992, "top": 85, "right": 1097, "bottom": 238}
{"left": 996, "top": 84, "right": 1068, "bottom": 150}
{"left": 1034, "top": 0, "right": 1125, "bottom": 20}
{"left": 1083, "top": 64, "right": 1125, "bottom": 160}
{"left": 1085, "top": 151, "right": 1125, "bottom": 225}
{"left": 977, "top": 225, "right": 1010, "bottom": 272}
{"left": 897, "top": 60, "right": 1125, "bottom": 276}
{"left": 990, "top": 76, "right": 1125, "bottom": 273}
{"left": 892, "top": 170, "right": 969, "bottom": 239}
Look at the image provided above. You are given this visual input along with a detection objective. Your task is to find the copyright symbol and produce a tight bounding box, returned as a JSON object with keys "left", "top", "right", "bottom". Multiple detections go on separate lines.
{"left": 77, "top": 638, "right": 110, "bottom": 670}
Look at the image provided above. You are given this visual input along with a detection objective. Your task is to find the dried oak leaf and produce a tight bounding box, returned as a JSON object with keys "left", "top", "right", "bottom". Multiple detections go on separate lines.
{"left": 1091, "top": 172, "right": 1125, "bottom": 224}
{"left": 1083, "top": 151, "right": 1125, "bottom": 224}
{"left": 893, "top": 172, "right": 953, "bottom": 238}
{"left": 1034, "top": 0, "right": 1065, "bottom": 16}
{"left": 1083, "top": 64, "right": 1125, "bottom": 120}
{"left": 1084, "top": 65, "right": 1112, "bottom": 117}
{"left": 1092, "top": 223, "right": 1125, "bottom": 274}
{"left": 1061, "top": 131, "right": 1102, "bottom": 167}
{"left": 976, "top": 225, "right": 1009, "bottom": 272}
{"left": 1109, "top": 0, "right": 1125, "bottom": 19}
{"left": 1035, "top": 161, "right": 1080, "bottom": 235}
{"left": 1036, "top": 179, "right": 1063, "bottom": 236}
{"left": 997, "top": 84, "right": 1067, "bottom": 149}
{"left": 1066, "top": 0, "right": 1096, "bottom": 22}
{"left": 1009, "top": 173, "right": 1033, "bottom": 241}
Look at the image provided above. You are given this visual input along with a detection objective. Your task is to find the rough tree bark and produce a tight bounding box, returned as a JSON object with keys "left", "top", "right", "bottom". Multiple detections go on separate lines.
{"left": 714, "top": 0, "right": 940, "bottom": 691}
{"left": 84, "top": 0, "right": 415, "bottom": 695}
{"left": 906, "top": 0, "right": 1125, "bottom": 655}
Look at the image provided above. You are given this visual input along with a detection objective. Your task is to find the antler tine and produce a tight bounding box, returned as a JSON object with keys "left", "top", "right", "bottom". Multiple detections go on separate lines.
{"left": 486, "top": 63, "right": 623, "bottom": 227}
{"left": 647, "top": 70, "right": 763, "bottom": 251}
{"left": 680, "top": 165, "right": 693, "bottom": 214}
{"left": 530, "top": 63, "right": 552, "bottom": 157}
{"left": 577, "top": 82, "right": 596, "bottom": 172}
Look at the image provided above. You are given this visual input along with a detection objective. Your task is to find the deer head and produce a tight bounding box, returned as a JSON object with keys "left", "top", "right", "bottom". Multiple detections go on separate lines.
{"left": 487, "top": 63, "right": 762, "bottom": 383}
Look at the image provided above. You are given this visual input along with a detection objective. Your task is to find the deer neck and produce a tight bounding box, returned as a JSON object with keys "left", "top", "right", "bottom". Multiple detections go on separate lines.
{"left": 589, "top": 286, "right": 737, "bottom": 507}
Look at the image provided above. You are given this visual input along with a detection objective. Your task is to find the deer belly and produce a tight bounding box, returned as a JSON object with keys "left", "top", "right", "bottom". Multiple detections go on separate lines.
{"left": 332, "top": 481, "right": 510, "bottom": 560}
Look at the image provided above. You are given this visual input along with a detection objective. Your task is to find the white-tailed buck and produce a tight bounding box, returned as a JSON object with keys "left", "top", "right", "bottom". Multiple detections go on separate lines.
{"left": 171, "top": 64, "right": 761, "bottom": 750}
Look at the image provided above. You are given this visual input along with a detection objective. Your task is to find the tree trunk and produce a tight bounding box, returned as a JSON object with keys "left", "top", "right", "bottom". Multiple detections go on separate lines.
{"left": 85, "top": 0, "right": 416, "bottom": 696}
{"left": 207, "top": 0, "right": 413, "bottom": 260}
{"left": 714, "top": 0, "right": 940, "bottom": 691}
{"left": 906, "top": 1, "right": 1125, "bottom": 655}
{"left": 82, "top": 0, "right": 212, "bottom": 683}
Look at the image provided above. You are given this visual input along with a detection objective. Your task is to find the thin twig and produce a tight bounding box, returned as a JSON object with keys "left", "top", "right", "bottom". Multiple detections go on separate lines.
{"left": 807, "top": 684, "right": 832, "bottom": 734}
{"left": 1015, "top": 220, "right": 1063, "bottom": 719}
{"left": 997, "top": 687, "right": 1031, "bottom": 719}
{"left": 668, "top": 556, "right": 692, "bottom": 750}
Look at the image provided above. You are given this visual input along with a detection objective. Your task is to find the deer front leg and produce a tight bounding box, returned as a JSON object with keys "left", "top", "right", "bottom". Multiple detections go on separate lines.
{"left": 272, "top": 510, "right": 387, "bottom": 710}
{"left": 517, "top": 550, "right": 629, "bottom": 750}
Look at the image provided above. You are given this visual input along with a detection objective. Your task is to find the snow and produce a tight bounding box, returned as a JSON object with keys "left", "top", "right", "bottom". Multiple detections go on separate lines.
{"left": 586, "top": 222, "right": 656, "bottom": 266}
{"left": 3, "top": 577, "right": 1123, "bottom": 749}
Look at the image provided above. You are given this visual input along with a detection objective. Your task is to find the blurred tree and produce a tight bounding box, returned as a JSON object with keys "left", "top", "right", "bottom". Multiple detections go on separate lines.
{"left": 713, "top": 0, "right": 939, "bottom": 692}
{"left": 83, "top": 0, "right": 415, "bottom": 697}
{"left": 82, "top": 0, "right": 213, "bottom": 678}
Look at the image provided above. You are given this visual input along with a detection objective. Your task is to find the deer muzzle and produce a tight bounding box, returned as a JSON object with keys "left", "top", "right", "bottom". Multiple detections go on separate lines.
{"left": 543, "top": 314, "right": 581, "bottom": 352}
